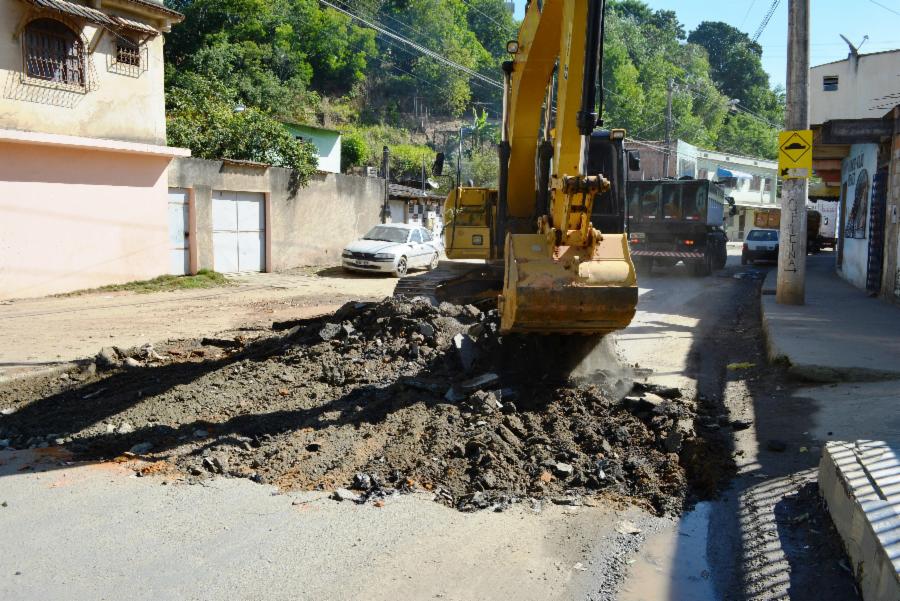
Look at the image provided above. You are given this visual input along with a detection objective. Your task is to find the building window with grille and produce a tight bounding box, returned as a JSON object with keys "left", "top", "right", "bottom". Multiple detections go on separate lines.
{"left": 823, "top": 75, "right": 839, "bottom": 91}
{"left": 116, "top": 38, "right": 141, "bottom": 68}
{"left": 22, "top": 19, "right": 85, "bottom": 88}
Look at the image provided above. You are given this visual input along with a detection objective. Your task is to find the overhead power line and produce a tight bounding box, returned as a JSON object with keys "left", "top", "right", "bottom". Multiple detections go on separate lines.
{"left": 867, "top": 0, "right": 900, "bottom": 17}
{"left": 752, "top": 0, "right": 782, "bottom": 42}
{"left": 461, "top": 0, "right": 508, "bottom": 31}
{"left": 319, "top": 0, "right": 503, "bottom": 90}
{"left": 740, "top": 0, "right": 759, "bottom": 28}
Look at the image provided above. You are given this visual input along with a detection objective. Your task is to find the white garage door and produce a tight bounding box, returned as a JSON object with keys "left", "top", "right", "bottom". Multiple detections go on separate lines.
{"left": 168, "top": 188, "right": 190, "bottom": 276}
{"left": 212, "top": 191, "right": 265, "bottom": 273}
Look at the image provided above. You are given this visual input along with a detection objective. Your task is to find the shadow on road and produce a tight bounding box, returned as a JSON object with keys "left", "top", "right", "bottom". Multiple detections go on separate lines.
{"left": 620, "top": 254, "right": 858, "bottom": 600}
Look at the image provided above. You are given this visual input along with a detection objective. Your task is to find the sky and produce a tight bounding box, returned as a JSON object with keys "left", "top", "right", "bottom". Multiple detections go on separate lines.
{"left": 512, "top": 0, "right": 900, "bottom": 89}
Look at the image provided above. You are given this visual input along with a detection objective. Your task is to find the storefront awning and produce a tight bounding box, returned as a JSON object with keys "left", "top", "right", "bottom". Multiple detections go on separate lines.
{"left": 716, "top": 166, "right": 754, "bottom": 180}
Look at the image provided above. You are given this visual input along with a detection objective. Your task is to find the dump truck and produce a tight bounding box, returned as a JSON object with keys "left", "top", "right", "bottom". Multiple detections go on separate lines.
{"left": 753, "top": 208, "right": 823, "bottom": 252}
{"left": 626, "top": 179, "right": 730, "bottom": 276}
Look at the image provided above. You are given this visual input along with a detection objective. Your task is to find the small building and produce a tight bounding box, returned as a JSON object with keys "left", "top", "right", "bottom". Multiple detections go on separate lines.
{"left": 626, "top": 139, "right": 779, "bottom": 240}
{"left": 388, "top": 183, "right": 445, "bottom": 234}
{"left": 810, "top": 47, "right": 900, "bottom": 302}
{"left": 283, "top": 122, "right": 341, "bottom": 174}
{"left": 810, "top": 48, "right": 900, "bottom": 126}
{"left": 0, "top": 0, "right": 188, "bottom": 299}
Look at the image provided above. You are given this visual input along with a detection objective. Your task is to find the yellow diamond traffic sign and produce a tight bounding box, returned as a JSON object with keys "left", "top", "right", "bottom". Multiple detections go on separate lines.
{"left": 778, "top": 130, "right": 813, "bottom": 179}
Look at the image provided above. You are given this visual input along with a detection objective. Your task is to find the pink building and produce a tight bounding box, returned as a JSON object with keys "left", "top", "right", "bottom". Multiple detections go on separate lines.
{"left": 0, "top": 0, "right": 188, "bottom": 300}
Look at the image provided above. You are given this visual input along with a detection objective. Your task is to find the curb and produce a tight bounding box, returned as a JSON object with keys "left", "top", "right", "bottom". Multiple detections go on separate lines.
{"left": 819, "top": 441, "right": 900, "bottom": 601}
{"left": 0, "top": 361, "right": 81, "bottom": 386}
{"left": 759, "top": 288, "right": 900, "bottom": 384}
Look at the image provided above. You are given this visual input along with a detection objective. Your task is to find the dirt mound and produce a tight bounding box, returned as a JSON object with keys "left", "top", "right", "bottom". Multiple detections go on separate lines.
{"left": 0, "top": 298, "right": 703, "bottom": 514}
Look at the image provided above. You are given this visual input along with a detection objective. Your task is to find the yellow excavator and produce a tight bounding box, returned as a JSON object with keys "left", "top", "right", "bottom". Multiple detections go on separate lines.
{"left": 395, "top": 0, "right": 639, "bottom": 335}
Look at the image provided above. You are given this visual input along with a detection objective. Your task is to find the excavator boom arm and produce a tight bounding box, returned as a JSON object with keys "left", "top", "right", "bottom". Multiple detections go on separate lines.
{"left": 418, "top": 0, "right": 638, "bottom": 335}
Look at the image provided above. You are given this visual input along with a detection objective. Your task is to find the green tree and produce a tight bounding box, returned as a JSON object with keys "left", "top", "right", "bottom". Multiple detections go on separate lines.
{"left": 467, "top": 146, "right": 499, "bottom": 188}
{"left": 388, "top": 144, "right": 436, "bottom": 180}
{"left": 716, "top": 112, "right": 780, "bottom": 159}
{"left": 164, "top": 0, "right": 377, "bottom": 118}
{"left": 687, "top": 22, "right": 769, "bottom": 113}
{"left": 603, "top": 3, "right": 727, "bottom": 147}
{"left": 465, "top": 0, "right": 517, "bottom": 60}
{"left": 167, "top": 86, "right": 318, "bottom": 185}
{"left": 366, "top": 0, "right": 495, "bottom": 116}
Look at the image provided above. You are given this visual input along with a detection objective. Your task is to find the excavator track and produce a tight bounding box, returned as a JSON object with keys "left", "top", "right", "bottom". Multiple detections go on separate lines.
{"left": 393, "top": 261, "right": 504, "bottom": 308}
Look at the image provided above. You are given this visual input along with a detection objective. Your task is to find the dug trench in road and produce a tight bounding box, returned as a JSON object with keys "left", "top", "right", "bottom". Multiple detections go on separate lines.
{"left": 614, "top": 257, "right": 859, "bottom": 601}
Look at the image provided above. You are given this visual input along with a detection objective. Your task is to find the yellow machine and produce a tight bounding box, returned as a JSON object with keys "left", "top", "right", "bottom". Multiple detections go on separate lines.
{"left": 399, "top": 0, "right": 639, "bottom": 335}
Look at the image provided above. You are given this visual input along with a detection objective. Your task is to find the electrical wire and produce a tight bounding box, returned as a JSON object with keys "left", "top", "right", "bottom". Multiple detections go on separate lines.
{"left": 335, "top": 0, "right": 503, "bottom": 98}
{"left": 867, "top": 0, "right": 900, "bottom": 17}
{"left": 320, "top": 0, "right": 503, "bottom": 89}
{"left": 461, "top": 0, "right": 509, "bottom": 31}
{"left": 740, "top": 0, "right": 759, "bottom": 29}
{"left": 752, "top": 0, "right": 782, "bottom": 42}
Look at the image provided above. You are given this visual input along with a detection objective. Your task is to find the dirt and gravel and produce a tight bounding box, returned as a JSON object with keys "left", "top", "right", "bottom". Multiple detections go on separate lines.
{"left": 0, "top": 297, "right": 734, "bottom": 514}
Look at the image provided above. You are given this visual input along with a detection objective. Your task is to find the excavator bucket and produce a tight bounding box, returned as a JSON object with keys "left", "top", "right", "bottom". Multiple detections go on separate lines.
{"left": 498, "top": 233, "right": 638, "bottom": 335}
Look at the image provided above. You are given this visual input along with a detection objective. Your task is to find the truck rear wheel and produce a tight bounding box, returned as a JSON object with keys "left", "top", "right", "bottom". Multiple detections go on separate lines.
{"left": 691, "top": 253, "right": 712, "bottom": 277}
{"left": 714, "top": 244, "right": 727, "bottom": 269}
{"left": 634, "top": 257, "right": 653, "bottom": 274}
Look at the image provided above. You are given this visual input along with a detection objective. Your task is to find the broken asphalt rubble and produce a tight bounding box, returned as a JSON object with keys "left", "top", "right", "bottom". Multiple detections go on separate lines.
{"left": 0, "top": 297, "right": 725, "bottom": 514}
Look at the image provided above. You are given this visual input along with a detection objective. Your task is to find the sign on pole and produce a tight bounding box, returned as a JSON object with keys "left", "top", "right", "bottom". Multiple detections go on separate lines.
{"left": 778, "top": 130, "right": 813, "bottom": 179}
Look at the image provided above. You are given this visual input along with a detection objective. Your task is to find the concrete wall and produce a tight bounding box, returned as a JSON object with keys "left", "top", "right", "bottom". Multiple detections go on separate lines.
{"left": 0, "top": 141, "right": 171, "bottom": 300}
{"left": 0, "top": 2, "right": 168, "bottom": 145}
{"left": 811, "top": 50, "right": 900, "bottom": 126}
{"left": 167, "top": 158, "right": 385, "bottom": 272}
{"left": 839, "top": 143, "right": 878, "bottom": 290}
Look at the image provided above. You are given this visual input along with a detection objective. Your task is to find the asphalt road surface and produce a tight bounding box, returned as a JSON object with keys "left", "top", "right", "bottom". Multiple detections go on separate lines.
{"left": 0, "top": 253, "right": 858, "bottom": 601}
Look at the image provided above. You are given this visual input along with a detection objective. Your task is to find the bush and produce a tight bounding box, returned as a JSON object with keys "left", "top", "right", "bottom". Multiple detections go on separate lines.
{"left": 467, "top": 146, "right": 499, "bottom": 188}
{"left": 389, "top": 144, "right": 435, "bottom": 180}
{"left": 341, "top": 132, "right": 368, "bottom": 172}
{"left": 167, "top": 85, "right": 318, "bottom": 188}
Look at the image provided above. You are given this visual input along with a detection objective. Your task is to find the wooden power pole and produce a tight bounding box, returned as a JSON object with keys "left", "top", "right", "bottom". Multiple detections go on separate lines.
{"left": 776, "top": 0, "right": 810, "bottom": 305}
{"left": 663, "top": 78, "right": 674, "bottom": 177}
{"left": 382, "top": 146, "right": 390, "bottom": 224}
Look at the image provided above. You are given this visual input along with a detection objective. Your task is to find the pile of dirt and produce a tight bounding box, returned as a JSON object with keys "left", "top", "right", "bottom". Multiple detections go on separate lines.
{"left": 0, "top": 298, "right": 710, "bottom": 514}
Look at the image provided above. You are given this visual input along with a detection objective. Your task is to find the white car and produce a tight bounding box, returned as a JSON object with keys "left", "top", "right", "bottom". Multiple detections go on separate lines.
{"left": 742, "top": 228, "right": 779, "bottom": 265}
{"left": 342, "top": 223, "right": 440, "bottom": 277}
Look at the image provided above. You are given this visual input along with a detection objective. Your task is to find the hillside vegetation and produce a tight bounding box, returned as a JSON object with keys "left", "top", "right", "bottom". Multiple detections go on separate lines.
{"left": 162, "top": 0, "right": 784, "bottom": 182}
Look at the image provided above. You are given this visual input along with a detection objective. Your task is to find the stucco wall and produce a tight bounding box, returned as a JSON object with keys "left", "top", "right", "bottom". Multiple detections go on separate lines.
{"left": 810, "top": 51, "right": 900, "bottom": 126}
{"left": 0, "top": 2, "right": 167, "bottom": 144}
{"left": 167, "top": 158, "right": 385, "bottom": 271}
{"left": 0, "top": 142, "right": 171, "bottom": 300}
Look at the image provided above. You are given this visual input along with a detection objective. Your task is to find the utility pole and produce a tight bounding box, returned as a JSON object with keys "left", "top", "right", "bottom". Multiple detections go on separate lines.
{"left": 776, "top": 0, "right": 809, "bottom": 305}
{"left": 663, "top": 78, "right": 674, "bottom": 178}
{"left": 382, "top": 146, "right": 390, "bottom": 224}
